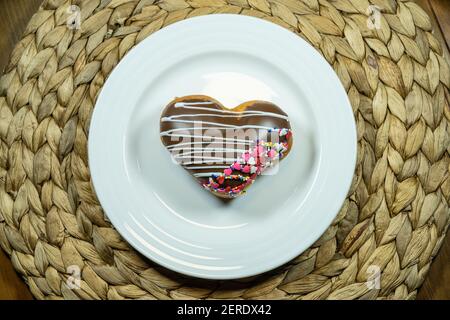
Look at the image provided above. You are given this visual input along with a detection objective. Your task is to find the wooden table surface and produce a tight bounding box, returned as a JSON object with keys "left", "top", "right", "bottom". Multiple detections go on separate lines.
{"left": 0, "top": 0, "right": 448, "bottom": 300}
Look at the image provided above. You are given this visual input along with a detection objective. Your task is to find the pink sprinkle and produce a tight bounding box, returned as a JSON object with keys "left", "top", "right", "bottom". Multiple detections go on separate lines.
{"left": 224, "top": 168, "right": 232, "bottom": 176}
{"left": 242, "top": 152, "right": 250, "bottom": 162}
{"left": 258, "top": 155, "right": 266, "bottom": 165}
{"left": 242, "top": 165, "right": 250, "bottom": 173}
{"left": 268, "top": 149, "right": 276, "bottom": 158}
{"left": 232, "top": 162, "right": 241, "bottom": 170}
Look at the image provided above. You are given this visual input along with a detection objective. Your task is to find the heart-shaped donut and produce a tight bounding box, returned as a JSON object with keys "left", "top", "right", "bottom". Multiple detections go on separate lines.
{"left": 160, "top": 95, "right": 293, "bottom": 199}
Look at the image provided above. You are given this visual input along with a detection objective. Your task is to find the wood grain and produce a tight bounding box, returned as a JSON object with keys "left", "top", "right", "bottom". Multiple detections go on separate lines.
{"left": 0, "top": 0, "right": 41, "bottom": 300}
{"left": 414, "top": 0, "right": 450, "bottom": 300}
{"left": 0, "top": 0, "right": 42, "bottom": 71}
{"left": 0, "top": 0, "right": 448, "bottom": 300}
{"left": 429, "top": 0, "right": 450, "bottom": 50}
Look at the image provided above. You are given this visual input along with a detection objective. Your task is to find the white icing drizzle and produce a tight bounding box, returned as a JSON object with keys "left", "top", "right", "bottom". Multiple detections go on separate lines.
{"left": 181, "top": 159, "right": 236, "bottom": 165}
{"left": 163, "top": 112, "right": 289, "bottom": 120}
{"left": 184, "top": 165, "right": 230, "bottom": 170}
{"left": 174, "top": 102, "right": 213, "bottom": 107}
{"left": 173, "top": 101, "right": 289, "bottom": 120}
{"left": 163, "top": 101, "right": 291, "bottom": 182}
{"left": 166, "top": 141, "right": 252, "bottom": 149}
{"left": 174, "top": 155, "right": 237, "bottom": 161}
{"left": 193, "top": 172, "right": 223, "bottom": 178}
{"left": 161, "top": 133, "right": 253, "bottom": 143}
{"left": 160, "top": 125, "right": 273, "bottom": 136}
{"left": 170, "top": 148, "right": 247, "bottom": 154}
{"left": 161, "top": 118, "right": 274, "bottom": 129}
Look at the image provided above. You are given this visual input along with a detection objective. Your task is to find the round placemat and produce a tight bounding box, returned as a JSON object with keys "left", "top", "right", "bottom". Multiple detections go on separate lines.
{"left": 0, "top": 0, "right": 449, "bottom": 300}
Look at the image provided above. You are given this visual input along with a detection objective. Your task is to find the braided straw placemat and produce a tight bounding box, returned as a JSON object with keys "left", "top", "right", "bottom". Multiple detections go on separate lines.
{"left": 0, "top": 0, "right": 449, "bottom": 300}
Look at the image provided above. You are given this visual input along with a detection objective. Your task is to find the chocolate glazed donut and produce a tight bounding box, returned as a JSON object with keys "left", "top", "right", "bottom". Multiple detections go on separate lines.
{"left": 160, "top": 95, "right": 293, "bottom": 199}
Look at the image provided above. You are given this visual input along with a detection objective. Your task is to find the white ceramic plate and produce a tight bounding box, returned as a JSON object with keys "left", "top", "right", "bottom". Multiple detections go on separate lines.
{"left": 89, "top": 15, "right": 357, "bottom": 279}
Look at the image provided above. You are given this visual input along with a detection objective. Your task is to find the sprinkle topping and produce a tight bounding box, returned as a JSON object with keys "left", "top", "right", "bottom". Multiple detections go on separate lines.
{"left": 201, "top": 128, "right": 292, "bottom": 197}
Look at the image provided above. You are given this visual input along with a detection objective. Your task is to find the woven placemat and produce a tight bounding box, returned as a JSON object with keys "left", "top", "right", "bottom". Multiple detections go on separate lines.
{"left": 0, "top": 0, "right": 449, "bottom": 300}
